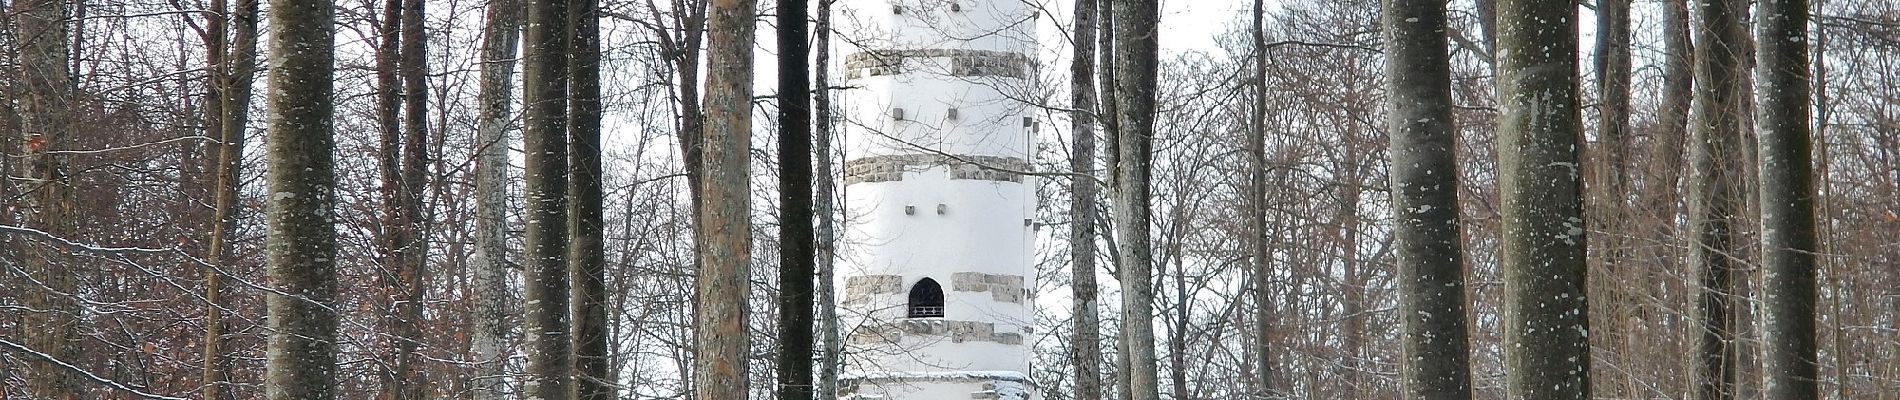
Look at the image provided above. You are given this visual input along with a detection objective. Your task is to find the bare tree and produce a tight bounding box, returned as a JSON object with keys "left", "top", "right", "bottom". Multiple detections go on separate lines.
{"left": 569, "top": 0, "right": 612, "bottom": 398}
{"left": 1109, "top": 0, "right": 1161, "bottom": 399}
{"left": 262, "top": 0, "right": 340, "bottom": 396}
{"left": 1494, "top": 0, "right": 1591, "bottom": 397}
{"left": 199, "top": 0, "right": 261, "bottom": 398}
{"left": 1755, "top": 0, "right": 1820, "bottom": 396}
{"left": 813, "top": 1, "right": 843, "bottom": 398}
{"left": 1383, "top": 0, "right": 1473, "bottom": 397}
{"left": 1068, "top": 0, "right": 1107, "bottom": 399}
{"left": 523, "top": 0, "right": 574, "bottom": 397}
{"left": 1686, "top": 0, "right": 1748, "bottom": 397}
{"left": 774, "top": 0, "right": 817, "bottom": 398}
{"left": 696, "top": 0, "right": 756, "bottom": 399}
{"left": 12, "top": 0, "right": 78, "bottom": 397}
{"left": 470, "top": 0, "right": 522, "bottom": 397}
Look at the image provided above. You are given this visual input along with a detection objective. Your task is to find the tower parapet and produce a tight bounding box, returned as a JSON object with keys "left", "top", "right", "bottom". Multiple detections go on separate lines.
{"left": 832, "top": 0, "right": 1038, "bottom": 399}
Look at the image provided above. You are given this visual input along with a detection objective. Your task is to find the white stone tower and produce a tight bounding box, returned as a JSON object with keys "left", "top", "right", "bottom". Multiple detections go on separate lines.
{"left": 832, "top": 0, "right": 1038, "bottom": 399}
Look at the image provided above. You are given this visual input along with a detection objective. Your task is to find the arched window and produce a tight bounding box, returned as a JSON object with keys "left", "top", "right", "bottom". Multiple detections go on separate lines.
{"left": 907, "top": 278, "right": 945, "bottom": 318}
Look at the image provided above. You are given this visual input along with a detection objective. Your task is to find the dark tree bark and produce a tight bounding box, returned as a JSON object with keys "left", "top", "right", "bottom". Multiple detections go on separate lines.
{"left": 567, "top": 0, "right": 611, "bottom": 398}
{"left": 1590, "top": 0, "right": 1633, "bottom": 396}
{"left": 1494, "top": 0, "right": 1591, "bottom": 398}
{"left": 1382, "top": 0, "right": 1474, "bottom": 397}
{"left": 697, "top": 0, "right": 756, "bottom": 399}
{"left": 814, "top": 1, "right": 843, "bottom": 397}
{"left": 261, "top": 0, "right": 340, "bottom": 397}
{"left": 523, "top": 0, "right": 573, "bottom": 397}
{"left": 773, "top": 0, "right": 817, "bottom": 398}
{"left": 200, "top": 1, "right": 259, "bottom": 399}
{"left": 1755, "top": 0, "right": 1820, "bottom": 396}
{"left": 470, "top": 0, "right": 522, "bottom": 397}
{"left": 11, "top": 0, "right": 78, "bottom": 397}
{"left": 1246, "top": 1, "right": 1283, "bottom": 397}
{"left": 1109, "top": 0, "right": 1160, "bottom": 400}
{"left": 370, "top": 0, "right": 408, "bottom": 394}
{"left": 1068, "top": 0, "right": 1105, "bottom": 398}
{"left": 388, "top": 0, "right": 433, "bottom": 397}
{"left": 1686, "top": 0, "right": 1748, "bottom": 397}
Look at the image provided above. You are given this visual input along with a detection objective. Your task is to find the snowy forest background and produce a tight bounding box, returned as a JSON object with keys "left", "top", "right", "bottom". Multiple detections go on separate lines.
{"left": 0, "top": 0, "right": 1896, "bottom": 398}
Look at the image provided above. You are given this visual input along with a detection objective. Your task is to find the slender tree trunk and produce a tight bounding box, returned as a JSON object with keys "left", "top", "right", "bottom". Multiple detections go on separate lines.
{"left": 774, "top": 0, "right": 817, "bottom": 397}
{"left": 1247, "top": 1, "right": 1282, "bottom": 397}
{"left": 1755, "top": 0, "right": 1819, "bottom": 396}
{"left": 201, "top": 0, "right": 258, "bottom": 398}
{"left": 567, "top": 0, "right": 611, "bottom": 398}
{"left": 262, "top": 0, "right": 340, "bottom": 396}
{"left": 523, "top": 0, "right": 573, "bottom": 397}
{"left": 390, "top": 0, "right": 433, "bottom": 397}
{"left": 1494, "top": 0, "right": 1591, "bottom": 398}
{"left": 1068, "top": 0, "right": 1105, "bottom": 398}
{"left": 674, "top": 1, "right": 710, "bottom": 203}
{"left": 370, "top": 0, "right": 408, "bottom": 395}
{"left": 1641, "top": 6, "right": 1694, "bottom": 395}
{"left": 1109, "top": 1, "right": 1160, "bottom": 400}
{"left": 14, "top": 0, "right": 78, "bottom": 396}
{"left": 1590, "top": 0, "right": 1633, "bottom": 396}
{"left": 1383, "top": 0, "right": 1474, "bottom": 397}
{"left": 470, "top": 0, "right": 521, "bottom": 397}
{"left": 813, "top": 1, "right": 843, "bottom": 396}
{"left": 697, "top": 0, "right": 756, "bottom": 399}
{"left": 1686, "top": 0, "right": 1747, "bottom": 397}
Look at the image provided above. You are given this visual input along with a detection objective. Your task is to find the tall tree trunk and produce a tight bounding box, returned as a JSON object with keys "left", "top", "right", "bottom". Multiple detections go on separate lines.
{"left": 1686, "top": 0, "right": 1747, "bottom": 397}
{"left": 12, "top": 0, "right": 77, "bottom": 397}
{"left": 1068, "top": 0, "right": 1105, "bottom": 398}
{"left": 773, "top": 0, "right": 816, "bottom": 397}
{"left": 523, "top": 0, "right": 573, "bottom": 397}
{"left": 390, "top": 0, "right": 433, "bottom": 397}
{"left": 1590, "top": 0, "right": 1633, "bottom": 396}
{"left": 1109, "top": 1, "right": 1160, "bottom": 400}
{"left": 201, "top": 1, "right": 260, "bottom": 398}
{"left": 775, "top": 0, "right": 820, "bottom": 396}
{"left": 262, "top": 0, "right": 340, "bottom": 396}
{"left": 813, "top": 1, "right": 842, "bottom": 396}
{"left": 1494, "top": 0, "right": 1591, "bottom": 398}
{"left": 697, "top": 0, "right": 755, "bottom": 399}
{"left": 1247, "top": 1, "right": 1282, "bottom": 397}
{"left": 470, "top": 0, "right": 522, "bottom": 397}
{"left": 1383, "top": 0, "right": 1474, "bottom": 397}
{"left": 1642, "top": 5, "right": 1694, "bottom": 395}
{"left": 371, "top": 0, "right": 408, "bottom": 395}
{"left": 568, "top": 0, "right": 611, "bottom": 399}
{"left": 1755, "top": 0, "right": 1819, "bottom": 396}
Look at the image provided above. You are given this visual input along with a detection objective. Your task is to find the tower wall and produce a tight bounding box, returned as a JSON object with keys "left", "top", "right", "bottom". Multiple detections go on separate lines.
{"left": 832, "top": 0, "right": 1038, "bottom": 399}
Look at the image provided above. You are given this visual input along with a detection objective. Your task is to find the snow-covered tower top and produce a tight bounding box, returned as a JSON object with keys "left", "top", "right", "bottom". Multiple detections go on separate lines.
{"left": 832, "top": 0, "right": 1038, "bottom": 399}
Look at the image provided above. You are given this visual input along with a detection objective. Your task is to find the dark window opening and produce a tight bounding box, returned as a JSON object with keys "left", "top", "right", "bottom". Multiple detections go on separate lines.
{"left": 908, "top": 278, "right": 945, "bottom": 318}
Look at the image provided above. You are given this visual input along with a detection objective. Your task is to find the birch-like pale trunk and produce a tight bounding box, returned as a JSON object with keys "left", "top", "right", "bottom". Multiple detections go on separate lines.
{"left": 469, "top": 0, "right": 521, "bottom": 397}
{"left": 262, "top": 0, "right": 340, "bottom": 396}
{"left": 1494, "top": 0, "right": 1591, "bottom": 397}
